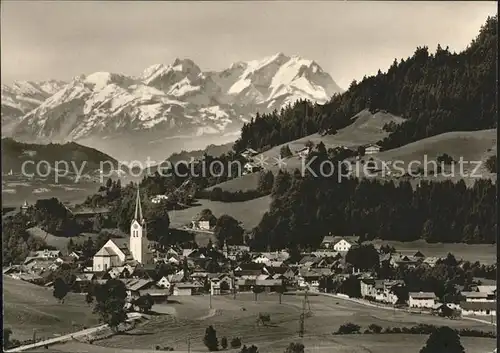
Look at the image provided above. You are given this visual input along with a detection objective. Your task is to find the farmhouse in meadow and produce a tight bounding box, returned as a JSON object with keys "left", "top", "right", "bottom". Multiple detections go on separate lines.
{"left": 93, "top": 188, "right": 153, "bottom": 271}
{"left": 296, "top": 146, "right": 311, "bottom": 159}
{"left": 240, "top": 148, "right": 259, "bottom": 160}
{"left": 364, "top": 144, "right": 381, "bottom": 155}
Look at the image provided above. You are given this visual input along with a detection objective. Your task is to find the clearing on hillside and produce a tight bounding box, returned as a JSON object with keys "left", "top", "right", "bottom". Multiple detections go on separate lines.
{"left": 169, "top": 196, "right": 271, "bottom": 230}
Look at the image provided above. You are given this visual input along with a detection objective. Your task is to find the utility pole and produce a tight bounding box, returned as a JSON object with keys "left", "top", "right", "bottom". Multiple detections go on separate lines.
{"left": 299, "top": 289, "right": 311, "bottom": 338}
{"left": 187, "top": 336, "right": 191, "bottom": 353}
{"left": 33, "top": 329, "right": 36, "bottom": 343}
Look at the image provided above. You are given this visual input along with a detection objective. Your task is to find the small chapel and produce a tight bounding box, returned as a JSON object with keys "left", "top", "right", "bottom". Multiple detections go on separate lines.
{"left": 92, "top": 188, "right": 153, "bottom": 271}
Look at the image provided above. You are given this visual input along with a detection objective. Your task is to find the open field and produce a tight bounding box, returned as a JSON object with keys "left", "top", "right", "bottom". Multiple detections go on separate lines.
{"left": 76, "top": 293, "right": 495, "bottom": 353}
{"left": 3, "top": 276, "right": 99, "bottom": 341}
{"left": 169, "top": 196, "right": 271, "bottom": 230}
{"left": 332, "top": 236, "right": 497, "bottom": 265}
{"left": 40, "top": 334, "right": 497, "bottom": 353}
{"left": 25, "top": 227, "right": 103, "bottom": 254}
{"left": 368, "top": 239, "right": 497, "bottom": 265}
{"left": 1, "top": 179, "right": 100, "bottom": 208}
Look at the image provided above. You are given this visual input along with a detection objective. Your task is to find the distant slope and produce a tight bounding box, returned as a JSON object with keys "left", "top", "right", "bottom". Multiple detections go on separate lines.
{"left": 8, "top": 53, "right": 342, "bottom": 162}
{"left": 374, "top": 129, "right": 496, "bottom": 175}
{"left": 3, "top": 275, "right": 98, "bottom": 340}
{"left": 166, "top": 142, "right": 234, "bottom": 164}
{"left": 1, "top": 138, "right": 123, "bottom": 176}
{"left": 208, "top": 109, "right": 404, "bottom": 191}
{"left": 208, "top": 126, "right": 496, "bottom": 193}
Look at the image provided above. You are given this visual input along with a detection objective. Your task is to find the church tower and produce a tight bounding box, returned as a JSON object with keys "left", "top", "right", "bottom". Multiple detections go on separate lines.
{"left": 130, "top": 188, "right": 150, "bottom": 264}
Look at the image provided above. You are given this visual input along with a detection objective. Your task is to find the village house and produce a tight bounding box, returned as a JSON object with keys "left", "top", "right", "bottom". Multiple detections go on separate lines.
{"left": 296, "top": 146, "right": 311, "bottom": 159}
{"left": 243, "top": 162, "right": 259, "bottom": 174}
{"left": 173, "top": 282, "right": 203, "bottom": 296}
{"left": 408, "top": 292, "right": 437, "bottom": 308}
{"left": 365, "top": 144, "right": 381, "bottom": 155}
{"left": 321, "top": 236, "right": 336, "bottom": 249}
{"left": 33, "top": 249, "right": 62, "bottom": 259}
{"left": 360, "top": 279, "right": 404, "bottom": 304}
{"left": 460, "top": 301, "right": 496, "bottom": 317}
{"left": 477, "top": 285, "right": 497, "bottom": 295}
{"left": 210, "top": 274, "right": 233, "bottom": 295}
{"left": 240, "top": 148, "right": 259, "bottom": 160}
{"left": 121, "top": 278, "right": 157, "bottom": 300}
{"left": 156, "top": 276, "right": 172, "bottom": 289}
{"left": 333, "top": 239, "right": 352, "bottom": 252}
{"left": 461, "top": 291, "right": 491, "bottom": 302}
{"left": 191, "top": 220, "right": 211, "bottom": 231}
{"left": 151, "top": 194, "right": 169, "bottom": 204}
{"left": 390, "top": 254, "right": 419, "bottom": 268}
{"left": 422, "top": 257, "right": 440, "bottom": 268}
{"left": 140, "top": 288, "right": 170, "bottom": 303}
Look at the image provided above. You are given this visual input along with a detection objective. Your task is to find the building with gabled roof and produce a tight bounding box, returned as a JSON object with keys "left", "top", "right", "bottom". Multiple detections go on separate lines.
{"left": 93, "top": 188, "right": 153, "bottom": 272}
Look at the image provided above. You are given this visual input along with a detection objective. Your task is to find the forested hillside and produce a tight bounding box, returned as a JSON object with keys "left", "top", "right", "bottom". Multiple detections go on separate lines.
{"left": 234, "top": 15, "right": 497, "bottom": 153}
{"left": 250, "top": 148, "right": 497, "bottom": 251}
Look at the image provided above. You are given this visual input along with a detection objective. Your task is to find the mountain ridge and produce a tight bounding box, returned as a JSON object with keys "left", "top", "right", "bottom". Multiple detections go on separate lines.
{"left": 3, "top": 53, "right": 342, "bottom": 161}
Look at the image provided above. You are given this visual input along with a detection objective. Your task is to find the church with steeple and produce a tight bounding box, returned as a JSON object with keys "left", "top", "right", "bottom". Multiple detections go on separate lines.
{"left": 92, "top": 188, "right": 153, "bottom": 272}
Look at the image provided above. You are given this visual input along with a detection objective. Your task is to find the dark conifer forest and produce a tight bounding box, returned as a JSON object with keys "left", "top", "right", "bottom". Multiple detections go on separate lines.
{"left": 251, "top": 150, "right": 497, "bottom": 251}
{"left": 232, "top": 16, "right": 499, "bottom": 250}
{"left": 233, "top": 15, "right": 497, "bottom": 154}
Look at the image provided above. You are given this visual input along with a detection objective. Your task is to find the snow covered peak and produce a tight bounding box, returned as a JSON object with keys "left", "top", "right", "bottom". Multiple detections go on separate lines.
{"left": 83, "top": 72, "right": 135, "bottom": 90}
{"left": 172, "top": 58, "right": 200, "bottom": 72}
{"left": 5, "top": 53, "right": 342, "bottom": 156}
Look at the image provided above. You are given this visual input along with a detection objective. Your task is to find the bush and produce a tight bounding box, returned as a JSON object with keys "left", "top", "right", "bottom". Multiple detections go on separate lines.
{"left": 284, "top": 342, "right": 305, "bottom": 353}
{"left": 368, "top": 324, "right": 382, "bottom": 334}
{"left": 336, "top": 323, "right": 361, "bottom": 334}
{"left": 231, "top": 337, "right": 242, "bottom": 348}
{"left": 437, "top": 153, "right": 454, "bottom": 165}
{"left": 221, "top": 336, "right": 228, "bottom": 350}
{"left": 203, "top": 325, "right": 219, "bottom": 351}
{"left": 485, "top": 155, "right": 497, "bottom": 173}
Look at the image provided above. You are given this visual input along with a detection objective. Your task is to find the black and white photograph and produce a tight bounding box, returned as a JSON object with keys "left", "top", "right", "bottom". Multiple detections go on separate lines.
{"left": 1, "top": 1, "right": 498, "bottom": 352}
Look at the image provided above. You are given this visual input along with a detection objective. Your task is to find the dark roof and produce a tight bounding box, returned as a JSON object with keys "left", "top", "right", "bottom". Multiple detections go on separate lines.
{"left": 460, "top": 301, "right": 496, "bottom": 311}
{"left": 237, "top": 262, "right": 266, "bottom": 271}
{"left": 413, "top": 251, "right": 425, "bottom": 258}
{"left": 409, "top": 292, "right": 436, "bottom": 299}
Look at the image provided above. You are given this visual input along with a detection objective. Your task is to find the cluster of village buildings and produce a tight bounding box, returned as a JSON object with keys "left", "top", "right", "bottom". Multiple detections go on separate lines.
{"left": 3, "top": 190, "right": 496, "bottom": 318}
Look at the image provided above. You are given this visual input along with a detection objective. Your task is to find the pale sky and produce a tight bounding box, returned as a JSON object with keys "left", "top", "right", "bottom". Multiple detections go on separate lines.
{"left": 1, "top": 1, "right": 497, "bottom": 90}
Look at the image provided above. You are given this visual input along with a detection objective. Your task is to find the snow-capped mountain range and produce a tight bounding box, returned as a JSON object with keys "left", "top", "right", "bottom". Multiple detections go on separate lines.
{"left": 2, "top": 53, "right": 342, "bottom": 161}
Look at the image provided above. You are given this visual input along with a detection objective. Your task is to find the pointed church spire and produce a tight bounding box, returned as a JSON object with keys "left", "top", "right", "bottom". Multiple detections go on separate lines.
{"left": 134, "top": 187, "right": 143, "bottom": 221}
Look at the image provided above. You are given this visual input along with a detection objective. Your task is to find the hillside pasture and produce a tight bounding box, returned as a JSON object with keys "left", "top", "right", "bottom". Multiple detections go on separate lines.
{"left": 207, "top": 110, "right": 403, "bottom": 192}
{"left": 85, "top": 293, "right": 494, "bottom": 353}
{"left": 45, "top": 334, "right": 497, "bottom": 353}
{"left": 367, "top": 129, "right": 497, "bottom": 181}
{"left": 3, "top": 276, "right": 98, "bottom": 341}
{"left": 26, "top": 227, "right": 103, "bottom": 254}
{"left": 169, "top": 195, "right": 271, "bottom": 230}
{"left": 368, "top": 239, "right": 497, "bottom": 265}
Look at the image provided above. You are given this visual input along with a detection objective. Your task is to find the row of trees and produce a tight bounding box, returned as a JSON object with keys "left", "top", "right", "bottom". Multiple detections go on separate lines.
{"left": 233, "top": 16, "right": 497, "bottom": 156}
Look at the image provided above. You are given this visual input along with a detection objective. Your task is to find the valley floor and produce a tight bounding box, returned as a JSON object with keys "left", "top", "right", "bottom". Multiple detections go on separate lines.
{"left": 43, "top": 293, "right": 495, "bottom": 353}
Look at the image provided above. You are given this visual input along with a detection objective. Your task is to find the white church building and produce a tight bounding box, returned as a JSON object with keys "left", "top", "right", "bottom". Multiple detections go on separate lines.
{"left": 93, "top": 188, "right": 153, "bottom": 272}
